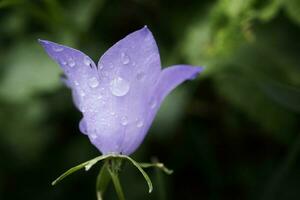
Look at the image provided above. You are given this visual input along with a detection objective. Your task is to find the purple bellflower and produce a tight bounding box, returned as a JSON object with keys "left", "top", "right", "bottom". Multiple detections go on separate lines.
{"left": 39, "top": 26, "right": 203, "bottom": 156}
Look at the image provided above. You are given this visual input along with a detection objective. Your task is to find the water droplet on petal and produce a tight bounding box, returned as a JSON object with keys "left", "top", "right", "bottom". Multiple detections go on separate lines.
{"left": 121, "top": 116, "right": 128, "bottom": 126}
{"left": 52, "top": 45, "right": 63, "bottom": 52}
{"left": 78, "top": 88, "right": 86, "bottom": 97}
{"left": 74, "top": 81, "right": 79, "bottom": 86}
{"left": 90, "top": 134, "right": 97, "bottom": 139}
{"left": 68, "top": 58, "right": 76, "bottom": 67}
{"left": 110, "top": 77, "right": 130, "bottom": 97}
{"left": 80, "top": 105, "right": 86, "bottom": 113}
{"left": 150, "top": 99, "right": 157, "bottom": 109}
{"left": 88, "top": 77, "right": 99, "bottom": 88}
{"left": 136, "top": 72, "right": 145, "bottom": 81}
{"left": 60, "top": 60, "right": 67, "bottom": 65}
{"left": 108, "top": 62, "right": 114, "bottom": 68}
{"left": 136, "top": 119, "right": 144, "bottom": 128}
{"left": 121, "top": 52, "right": 130, "bottom": 64}
{"left": 84, "top": 56, "right": 91, "bottom": 66}
{"left": 99, "top": 63, "right": 104, "bottom": 70}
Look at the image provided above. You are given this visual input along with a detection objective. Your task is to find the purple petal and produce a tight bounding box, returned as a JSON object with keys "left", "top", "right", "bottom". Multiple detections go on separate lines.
{"left": 38, "top": 39, "right": 99, "bottom": 113}
{"left": 83, "top": 26, "right": 162, "bottom": 155}
{"left": 39, "top": 28, "right": 203, "bottom": 156}
{"left": 153, "top": 65, "right": 203, "bottom": 104}
{"left": 79, "top": 118, "right": 88, "bottom": 135}
{"left": 122, "top": 65, "right": 203, "bottom": 155}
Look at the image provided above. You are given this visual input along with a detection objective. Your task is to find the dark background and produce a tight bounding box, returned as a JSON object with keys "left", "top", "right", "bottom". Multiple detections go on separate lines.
{"left": 0, "top": 0, "right": 300, "bottom": 199}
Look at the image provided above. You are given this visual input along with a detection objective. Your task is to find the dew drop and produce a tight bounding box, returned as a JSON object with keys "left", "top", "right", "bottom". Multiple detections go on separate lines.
{"left": 84, "top": 56, "right": 91, "bottom": 66}
{"left": 68, "top": 58, "right": 76, "bottom": 67}
{"left": 110, "top": 77, "right": 130, "bottom": 97}
{"left": 99, "top": 63, "right": 104, "bottom": 70}
{"left": 88, "top": 77, "right": 99, "bottom": 88}
{"left": 150, "top": 99, "right": 157, "bottom": 109}
{"left": 121, "top": 52, "right": 130, "bottom": 64}
{"left": 90, "top": 134, "right": 97, "bottom": 139}
{"left": 136, "top": 72, "right": 145, "bottom": 81}
{"left": 108, "top": 62, "right": 114, "bottom": 69}
{"left": 136, "top": 119, "right": 144, "bottom": 128}
{"left": 52, "top": 45, "right": 63, "bottom": 52}
{"left": 121, "top": 116, "right": 128, "bottom": 126}
{"left": 74, "top": 81, "right": 79, "bottom": 86}
{"left": 78, "top": 88, "right": 86, "bottom": 97}
{"left": 80, "top": 105, "right": 86, "bottom": 113}
{"left": 60, "top": 60, "right": 67, "bottom": 65}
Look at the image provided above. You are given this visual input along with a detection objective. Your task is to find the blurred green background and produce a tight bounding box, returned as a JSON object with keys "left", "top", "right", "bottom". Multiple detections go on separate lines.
{"left": 0, "top": 0, "right": 300, "bottom": 199}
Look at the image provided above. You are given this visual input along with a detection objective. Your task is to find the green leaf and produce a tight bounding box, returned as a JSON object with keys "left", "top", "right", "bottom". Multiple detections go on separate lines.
{"left": 52, "top": 154, "right": 111, "bottom": 185}
{"left": 0, "top": 0, "right": 23, "bottom": 8}
{"left": 259, "top": 81, "right": 300, "bottom": 113}
{"left": 66, "top": 0, "right": 105, "bottom": 32}
{"left": 257, "top": 0, "right": 282, "bottom": 21}
{"left": 0, "top": 41, "right": 61, "bottom": 102}
{"left": 52, "top": 154, "right": 173, "bottom": 195}
{"left": 285, "top": 0, "right": 300, "bottom": 25}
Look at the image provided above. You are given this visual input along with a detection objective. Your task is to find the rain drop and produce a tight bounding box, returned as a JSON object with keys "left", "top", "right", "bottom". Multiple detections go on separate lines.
{"left": 74, "top": 81, "right": 79, "bottom": 86}
{"left": 91, "top": 134, "right": 97, "bottom": 139}
{"left": 110, "top": 76, "right": 130, "bottom": 97}
{"left": 99, "top": 63, "right": 104, "bottom": 70}
{"left": 88, "top": 77, "right": 99, "bottom": 88}
{"left": 60, "top": 60, "right": 67, "bottom": 65}
{"left": 121, "top": 116, "right": 128, "bottom": 126}
{"left": 68, "top": 58, "right": 76, "bottom": 67}
{"left": 78, "top": 88, "right": 86, "bottom": 97}
{"left": 52, "top": 45, "right": 63, "bottom": 52}
{"left": 84, "top": 56, "right": 91, "bottom": 66}
{"left": 121, "top": 52, "right": 130, "bottom": 64}
{"left": 108, "top": 62, "right": 114, "bottom": 68}
{"left": 136, "top": 119, "right": 144, "bottom": 128}
{"left": 150, "top": 99, "right": 157, "bottom": 109}
{"left": 136, "top": 72, "right": 145, "bottom": 81}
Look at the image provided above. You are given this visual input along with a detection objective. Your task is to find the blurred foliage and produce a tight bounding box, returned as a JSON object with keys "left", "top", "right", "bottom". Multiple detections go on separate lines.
{"left": 0, "top": 0, "right": 300, "bottom": 200}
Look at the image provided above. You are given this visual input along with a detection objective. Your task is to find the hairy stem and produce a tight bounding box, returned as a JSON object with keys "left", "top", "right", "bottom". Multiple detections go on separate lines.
{"left": 96, "top": 161, "right": 111, "bottom": 200}
{"left": 108, "top": 159, "right": 125, "bottom": 200}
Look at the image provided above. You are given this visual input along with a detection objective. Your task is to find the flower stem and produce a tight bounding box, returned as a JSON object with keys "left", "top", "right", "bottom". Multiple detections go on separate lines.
{"left": 96, "top": 161, "right": 111, "bottom": 200}
{"left": 108, "top": 159, "right": 125, "bottom": 200}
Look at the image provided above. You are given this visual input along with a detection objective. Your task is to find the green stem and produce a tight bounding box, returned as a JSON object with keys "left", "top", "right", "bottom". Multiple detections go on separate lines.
{"left": 108, "top": 159, "right": 125, "bottom": 200}
{"left": 96, "top": 161, "right": 111, "bottom": 200}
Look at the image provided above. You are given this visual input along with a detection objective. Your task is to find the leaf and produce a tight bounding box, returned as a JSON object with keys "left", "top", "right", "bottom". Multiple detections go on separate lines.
{"left": 66, "top": 0, "right": 105, "bottom": 32}
{"left": 0, "top": 0, "right": 23, "bottom": 8}
{"left": 0, "top": 41, "right": 61, "bottom": 102}
{"left": 52, "top": 154, "right": 111, "bottom": 185}
{"left": 257, "top": 0, "right": 282, "bottom": 21}
{"left": 259, "top": 81, "right": 300, "bottom": 113}
{"left": 285, "top": 0, "right": 300, "bottom": 25}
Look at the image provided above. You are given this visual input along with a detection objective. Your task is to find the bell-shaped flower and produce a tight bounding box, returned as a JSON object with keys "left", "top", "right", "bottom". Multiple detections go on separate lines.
{"left": 39, "top": 26, "right": 203, "bottom": 155}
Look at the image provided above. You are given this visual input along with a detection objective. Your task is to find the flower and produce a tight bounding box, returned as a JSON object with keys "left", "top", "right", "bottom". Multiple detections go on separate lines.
{"left": 39, "top": 26, "right": 203, "bottom": 155}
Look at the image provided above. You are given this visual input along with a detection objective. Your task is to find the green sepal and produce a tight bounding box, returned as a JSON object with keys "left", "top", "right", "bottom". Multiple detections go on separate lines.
{"left": 139, "top": 162, "right": 174, "bottom": 175}
{"left": 119, "top": 155, "right": 153, "bottom": 193}
{"left": 52, "top": 154, "right": 173, "bottom": 195}
{"left": 51, "top": 154, "right": 112, "bottom": 185}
